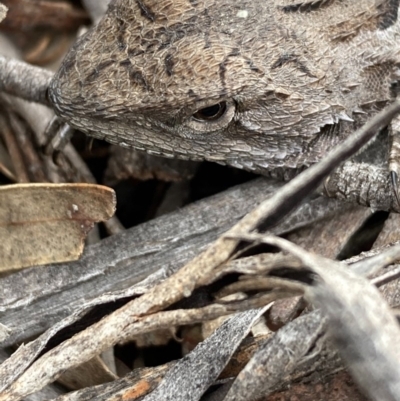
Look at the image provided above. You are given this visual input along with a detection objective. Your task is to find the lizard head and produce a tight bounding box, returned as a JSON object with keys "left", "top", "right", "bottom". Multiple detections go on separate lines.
{"left": 49, "top": 0, "right": 396, "bottom": 172}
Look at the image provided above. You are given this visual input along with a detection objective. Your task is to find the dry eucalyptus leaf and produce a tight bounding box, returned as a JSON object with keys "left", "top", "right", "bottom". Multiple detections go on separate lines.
{"left": 0, "top": 183, "right": 116, "bottom": 272}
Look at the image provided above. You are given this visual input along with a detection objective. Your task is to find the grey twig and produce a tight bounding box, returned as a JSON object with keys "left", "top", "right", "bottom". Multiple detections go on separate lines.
{"left": 0, "top": 56, "right": 52, "bottom": 106}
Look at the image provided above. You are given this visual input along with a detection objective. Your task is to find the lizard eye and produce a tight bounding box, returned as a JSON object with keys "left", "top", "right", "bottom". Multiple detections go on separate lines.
{"left": 187, "top": 100, "right": 235, "bottom": 132}
{"left": 193, "top": 102, "right": 227, "bottom": 121}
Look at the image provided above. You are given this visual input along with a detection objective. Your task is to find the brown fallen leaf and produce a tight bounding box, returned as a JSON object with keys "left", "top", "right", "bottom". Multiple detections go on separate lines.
{"left": 0, "top": 183, "right": 116, "bottom": 272}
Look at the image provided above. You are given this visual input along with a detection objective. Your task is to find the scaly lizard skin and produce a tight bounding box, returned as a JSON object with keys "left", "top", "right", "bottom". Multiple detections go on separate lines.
{"left": 48, "top": 0, "right": 400, "bottom": 175}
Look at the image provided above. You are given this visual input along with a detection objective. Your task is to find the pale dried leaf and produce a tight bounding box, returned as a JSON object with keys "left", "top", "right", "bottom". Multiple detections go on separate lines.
{"left": 0, "top": 183, "right": 115, "bottom": 271}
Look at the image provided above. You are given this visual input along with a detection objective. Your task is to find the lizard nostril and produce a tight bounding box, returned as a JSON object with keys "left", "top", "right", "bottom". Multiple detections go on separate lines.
{"left": 192, "top": 102, "right": 227, "bottom": 121}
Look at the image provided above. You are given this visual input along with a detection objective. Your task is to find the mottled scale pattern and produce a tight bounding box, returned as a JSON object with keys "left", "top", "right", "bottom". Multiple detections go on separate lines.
{"left": 48, "top": 0, "right": 400, "bottom": 172}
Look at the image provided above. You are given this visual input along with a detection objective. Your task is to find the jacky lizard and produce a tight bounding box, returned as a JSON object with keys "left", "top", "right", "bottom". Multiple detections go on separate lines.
{"left": 48, "top": 0, "right": 400, "bottom": 185}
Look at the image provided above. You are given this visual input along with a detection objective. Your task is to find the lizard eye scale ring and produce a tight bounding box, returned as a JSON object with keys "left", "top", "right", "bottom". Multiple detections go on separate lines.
{"left": 187, "top": 100, "right": 236, "bottom": 132}
{"left": 193, "top": 102, "right": 227, "bottom": 121}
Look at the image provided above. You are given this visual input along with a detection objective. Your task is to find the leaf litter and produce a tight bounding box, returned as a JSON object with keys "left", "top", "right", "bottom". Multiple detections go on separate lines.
{"left": 1, "top": 95, "right": 400, "bottom": 401}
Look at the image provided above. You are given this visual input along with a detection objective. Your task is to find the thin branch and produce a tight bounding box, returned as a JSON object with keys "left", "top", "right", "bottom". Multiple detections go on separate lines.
{"left": 0, "top": 56, "right": 53, "bottom": 106}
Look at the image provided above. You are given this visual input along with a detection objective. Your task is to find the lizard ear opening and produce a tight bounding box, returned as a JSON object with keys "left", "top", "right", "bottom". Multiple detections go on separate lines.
{"left": 187, "top": 100, "right": 235, "bottom": 132}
